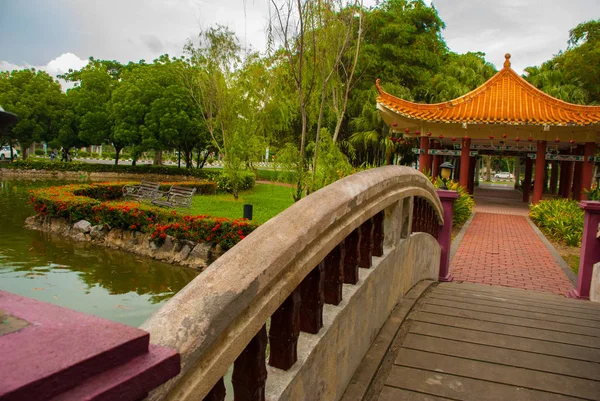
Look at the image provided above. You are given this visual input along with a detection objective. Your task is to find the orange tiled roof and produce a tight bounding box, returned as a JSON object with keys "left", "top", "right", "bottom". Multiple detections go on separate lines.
{"left": 376, "top": 54, "right": 600, "bottom": 126}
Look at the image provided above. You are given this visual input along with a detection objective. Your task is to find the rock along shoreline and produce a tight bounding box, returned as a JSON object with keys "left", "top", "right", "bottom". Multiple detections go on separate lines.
{"left": 25, "top": 215, "right": 222, "bottom": 270}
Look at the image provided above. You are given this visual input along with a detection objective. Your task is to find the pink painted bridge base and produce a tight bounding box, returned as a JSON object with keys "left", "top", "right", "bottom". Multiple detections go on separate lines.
{"left": 0, "top": 290, "right": 180, "bottom": 401}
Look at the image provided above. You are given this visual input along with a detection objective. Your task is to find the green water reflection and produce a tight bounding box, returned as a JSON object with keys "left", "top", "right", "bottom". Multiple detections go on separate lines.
{"left": 0, "top": 179, "right": 198, "bottom": 327}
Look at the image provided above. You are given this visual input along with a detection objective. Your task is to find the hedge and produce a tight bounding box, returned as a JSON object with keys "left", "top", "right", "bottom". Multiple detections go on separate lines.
{"left": 7, "top": 160, "right": 255, "bottom": 193}
{"left": 8, "top": 159, "right": 218, "bottom": 178}
{"left": 29, "top": 181, "right": 257, "bottom": 250}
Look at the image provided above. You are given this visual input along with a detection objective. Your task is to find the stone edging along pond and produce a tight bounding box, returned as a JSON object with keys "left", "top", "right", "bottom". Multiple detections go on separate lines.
{"left": 22, "top": 181, "right": 258, "bottom": 271}
{"left": 25, "top": 215, "right": 223, "bottom": 270}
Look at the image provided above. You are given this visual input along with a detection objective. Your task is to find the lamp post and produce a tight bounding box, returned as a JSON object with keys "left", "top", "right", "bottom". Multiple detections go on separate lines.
{"left": 439, "top": 161, "right": 454, "bottom": 190}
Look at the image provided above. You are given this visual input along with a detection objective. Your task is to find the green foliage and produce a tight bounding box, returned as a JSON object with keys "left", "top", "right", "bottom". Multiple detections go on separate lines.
{"left": 34, "top": 149, "right": 45, "bottom": 156}
{"left": 0, "top": 69, "right": 65, "bottom": 155}
{"left": 524, "top": 19, "right": 600, "bottom": 103}
{"left": 585, "top": 184, "right": 600, "bottom": 200}
{"left": 432, "top": 178, "right": 474, "bottom": 226}
{"left": 214, "top": 171, "right": 255, "bottom": 193}
{"left": 529, "top": 199, "right": 584, "bottom": 246}
{"left": 307, "top": 129, "right": 354, "bottom": 191}
{"left": 8, "top": 159, "right": 212, "bottom": 176}
{"left": 29, "top": 182, "right": 255, "bottom": 250}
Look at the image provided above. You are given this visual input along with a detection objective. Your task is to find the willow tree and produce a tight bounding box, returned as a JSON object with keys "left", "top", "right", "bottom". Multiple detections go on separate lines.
{"left": 183, "top": 25, "right": 250, "bottom": 198}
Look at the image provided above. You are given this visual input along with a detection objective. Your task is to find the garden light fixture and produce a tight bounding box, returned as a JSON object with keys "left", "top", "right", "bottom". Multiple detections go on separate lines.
{"left": 439, "top": 162, "right": 454, "bottom": 190}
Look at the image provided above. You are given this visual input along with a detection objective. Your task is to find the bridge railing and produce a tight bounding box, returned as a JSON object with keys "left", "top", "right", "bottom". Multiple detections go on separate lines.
{"left": 569, "top": 201, "right": 600, "bottom": 300}
{"left": 141, "top": 166, "right": 444, "bottom": 401}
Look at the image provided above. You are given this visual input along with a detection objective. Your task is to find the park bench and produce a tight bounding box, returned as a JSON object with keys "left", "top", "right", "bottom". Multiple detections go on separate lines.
{"left": 151, "top": 185, "right": 196, "bottom": 209}
{"left": 122, "top": 181, "right": 161, "bottom": 201}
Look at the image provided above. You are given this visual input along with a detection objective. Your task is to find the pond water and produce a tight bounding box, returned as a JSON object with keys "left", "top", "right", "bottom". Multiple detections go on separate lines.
{"left": 0, "top": 178, "right": 198, "bottom": 327}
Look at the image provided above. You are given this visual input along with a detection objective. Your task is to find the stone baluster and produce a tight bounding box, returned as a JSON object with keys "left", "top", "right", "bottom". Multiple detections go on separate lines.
{"left": 268, "top": 290, "right": 301, "bottom": 370}
{"left": 203, "top": 378, "right": 226, "bottom": 401}
{"left": 358, "top": 219, "right": 374, "bottom": 268}
{"left": 299, "top": 262, "right": 325, "bottom": 334}
{"left": 372, "top": 212, "right": 384, "bottom": 257}
{"left": 232, "top": 325, "right": 268, "bottom": 401}
{"left": 324, "top": 242, "right": 345, "bottom": 305}
{"left": 343, "top": 229, "right": 361, "bottom": 284}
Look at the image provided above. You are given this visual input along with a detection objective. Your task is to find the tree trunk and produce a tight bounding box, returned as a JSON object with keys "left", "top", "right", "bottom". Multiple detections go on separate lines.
{"left": 153, "top": 150, "right": 162, "bottom": 165}
{"left": 114, "top": 147, "right": 121, "bottom": 166}
{"left": 486, "top": 155, "right": 491, "bottom": 181}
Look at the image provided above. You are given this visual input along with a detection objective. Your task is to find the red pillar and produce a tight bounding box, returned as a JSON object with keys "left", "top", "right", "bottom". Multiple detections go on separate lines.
{"left": 431, "top": 142, "right": 442, "bottom": 178}
{"left": 532, "top": 140, "right": 546, "bottom": 204}
{"left": 467, "top": 156, "right": 476, "bottom": 194}
{"left": 437, "top": 190, "right": 459, "bottom": 282}
{"left": 573, "top": 164, "right": 583, "bottom": 201}
{"left": 523, "top": 157, "right": 533, "bottom": 202}
{"left": 564, "top": 162, "right": 574, "bottom": 199}
{"left": 558, "top": 161, "right": 568, "bottom": 197}
{"left": 581, "top": 142, "right": 596, "bottom": 200}
{"left": 459, "top": 138, "right": 471, "bottom": 189}
{"left": 550, "top": 162, "right": 559, "bottom": 195}
{"left": 419, "top": 136, "right": 430, "bottom": 174}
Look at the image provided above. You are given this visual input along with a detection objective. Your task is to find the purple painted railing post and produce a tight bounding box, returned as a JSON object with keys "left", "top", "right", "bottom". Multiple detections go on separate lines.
{"left": 567, "top": 201, "right": 600, "bottom": 300}
{"left": 436, "top": 190, "right": 459, "bottom": 282}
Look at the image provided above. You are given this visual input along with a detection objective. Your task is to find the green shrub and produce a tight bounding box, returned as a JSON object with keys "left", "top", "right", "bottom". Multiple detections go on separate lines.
{"left": 214, "top": 170, "right": 255, "bottom": 193}
{"left": 29, "top": 181, "right": 253, "bottom": 250}
{"left": 78, "top": 150, "right": 89, "bottom": 158}
{"left": 91, "top": 152, "right": 100, "bottom": 158}
{"left": 529, "top": 199, "right": 584, "bottom": 246}
{"left": 34, "top": 149, "right": 45, "bottom": 156}
{"left": 585, "top": 184, "right": 600, "bottom": 201}
{"left": 432, "top": 178, "right": 474, "bottom": 226}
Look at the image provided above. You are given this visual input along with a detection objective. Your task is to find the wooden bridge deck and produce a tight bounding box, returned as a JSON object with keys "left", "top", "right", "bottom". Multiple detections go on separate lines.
{"left": 376, "top": 282, "right": 600, "bottom": 401}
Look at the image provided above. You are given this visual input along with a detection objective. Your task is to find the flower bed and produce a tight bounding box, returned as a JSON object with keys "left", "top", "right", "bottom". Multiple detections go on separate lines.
{"left": 29, "top": 181, "right": 257, "bottom": 250}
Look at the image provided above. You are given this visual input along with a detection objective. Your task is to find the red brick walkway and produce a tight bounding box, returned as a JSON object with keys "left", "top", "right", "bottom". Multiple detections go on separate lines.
{"left": 450, "top": 188, "right": 574, "bottom": 295}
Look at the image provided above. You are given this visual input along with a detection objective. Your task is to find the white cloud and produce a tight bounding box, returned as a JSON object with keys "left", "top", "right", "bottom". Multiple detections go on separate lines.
{"left": 0, "top": 53, "right": 89, "bottom": 90}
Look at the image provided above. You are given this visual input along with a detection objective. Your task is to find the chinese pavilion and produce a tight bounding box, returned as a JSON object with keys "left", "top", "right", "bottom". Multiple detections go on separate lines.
{"left": 376, "top": 54, "right": 600, "bottom": 203}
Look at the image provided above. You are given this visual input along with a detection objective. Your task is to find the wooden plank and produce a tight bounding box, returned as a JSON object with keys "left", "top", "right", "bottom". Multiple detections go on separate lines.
{"left": 403, "top": 333, "right": 600, "bottom": 381}
{"left": 421, "top": 304, "right": 600, "bottom": 337}
{"left": 433, "top": 286, "right": 585, "bottom": 306}
{"left": 384, "top": 366, "right": 579, "bottom": 401}
{"left": 434, "top": 287, "right": 600, "bottom": 312}
{"left": 414, "top": 312, "right": 600, "bottom": 348}
{"left": 410, "top": 321, "right": 600, "bottom": 363}
{"left": 378, "top": 387, "right": 453, "bottom": 401}
{"left": 428, "top": 292, "right": 600, "bottom": 322}
{"left": 394, "top": 348, "right": 600, "bottom": 399}
{"left": 436, "top": 284, "right": 600, "bottom": 311}
{"left": 423, "top": 298, "right": 600, "bottom": 329}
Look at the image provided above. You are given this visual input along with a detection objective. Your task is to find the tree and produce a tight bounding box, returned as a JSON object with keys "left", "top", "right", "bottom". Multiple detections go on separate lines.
{"left": 428, "top": 52, "right": 496, "bottom": 102}
{"left": 184, "top": 25, "right": 248, "bottom": 198}
{"left": 60, "top": 59, "right": 124, "bottom": 163}
{"left": 0, "top": 69, "right": 64, "bottom": 158}
{"left": 524, "top": 19, "right": 600, "bottom": 104}
{"left": 269, "top": 0, "right": 321, "bottom": 200}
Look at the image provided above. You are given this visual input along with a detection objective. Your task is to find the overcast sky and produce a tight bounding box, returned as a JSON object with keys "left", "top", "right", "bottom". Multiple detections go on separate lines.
{"left": 1, "top": 0, "right": 599, "bottom": 82}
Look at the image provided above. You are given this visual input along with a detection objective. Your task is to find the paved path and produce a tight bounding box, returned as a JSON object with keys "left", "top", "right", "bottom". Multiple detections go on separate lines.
{"left": 450, "top": 188, "right": 574, "bottom": 295}
{"left": 377, "top": 282, "right": 600, "bottom": 401}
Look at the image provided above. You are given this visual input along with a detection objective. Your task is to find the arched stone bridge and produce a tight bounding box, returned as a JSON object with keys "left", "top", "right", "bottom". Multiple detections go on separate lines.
{"left": 141, "top": 166, "right": 600, "bottom": 401}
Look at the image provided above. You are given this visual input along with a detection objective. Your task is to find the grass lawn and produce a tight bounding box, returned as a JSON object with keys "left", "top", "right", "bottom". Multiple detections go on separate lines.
{"left": 188, "top": 183, "right": 296, "bottom": 224}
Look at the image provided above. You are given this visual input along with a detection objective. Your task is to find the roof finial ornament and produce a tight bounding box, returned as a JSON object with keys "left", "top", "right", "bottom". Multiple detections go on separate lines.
{"left": 504, "top": 53, "right": 511, "bottom": 68}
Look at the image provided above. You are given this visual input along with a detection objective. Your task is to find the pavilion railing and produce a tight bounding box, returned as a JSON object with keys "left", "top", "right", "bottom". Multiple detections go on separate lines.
{"left": 140, "top": 166, "right": 443, "bottom": 401}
